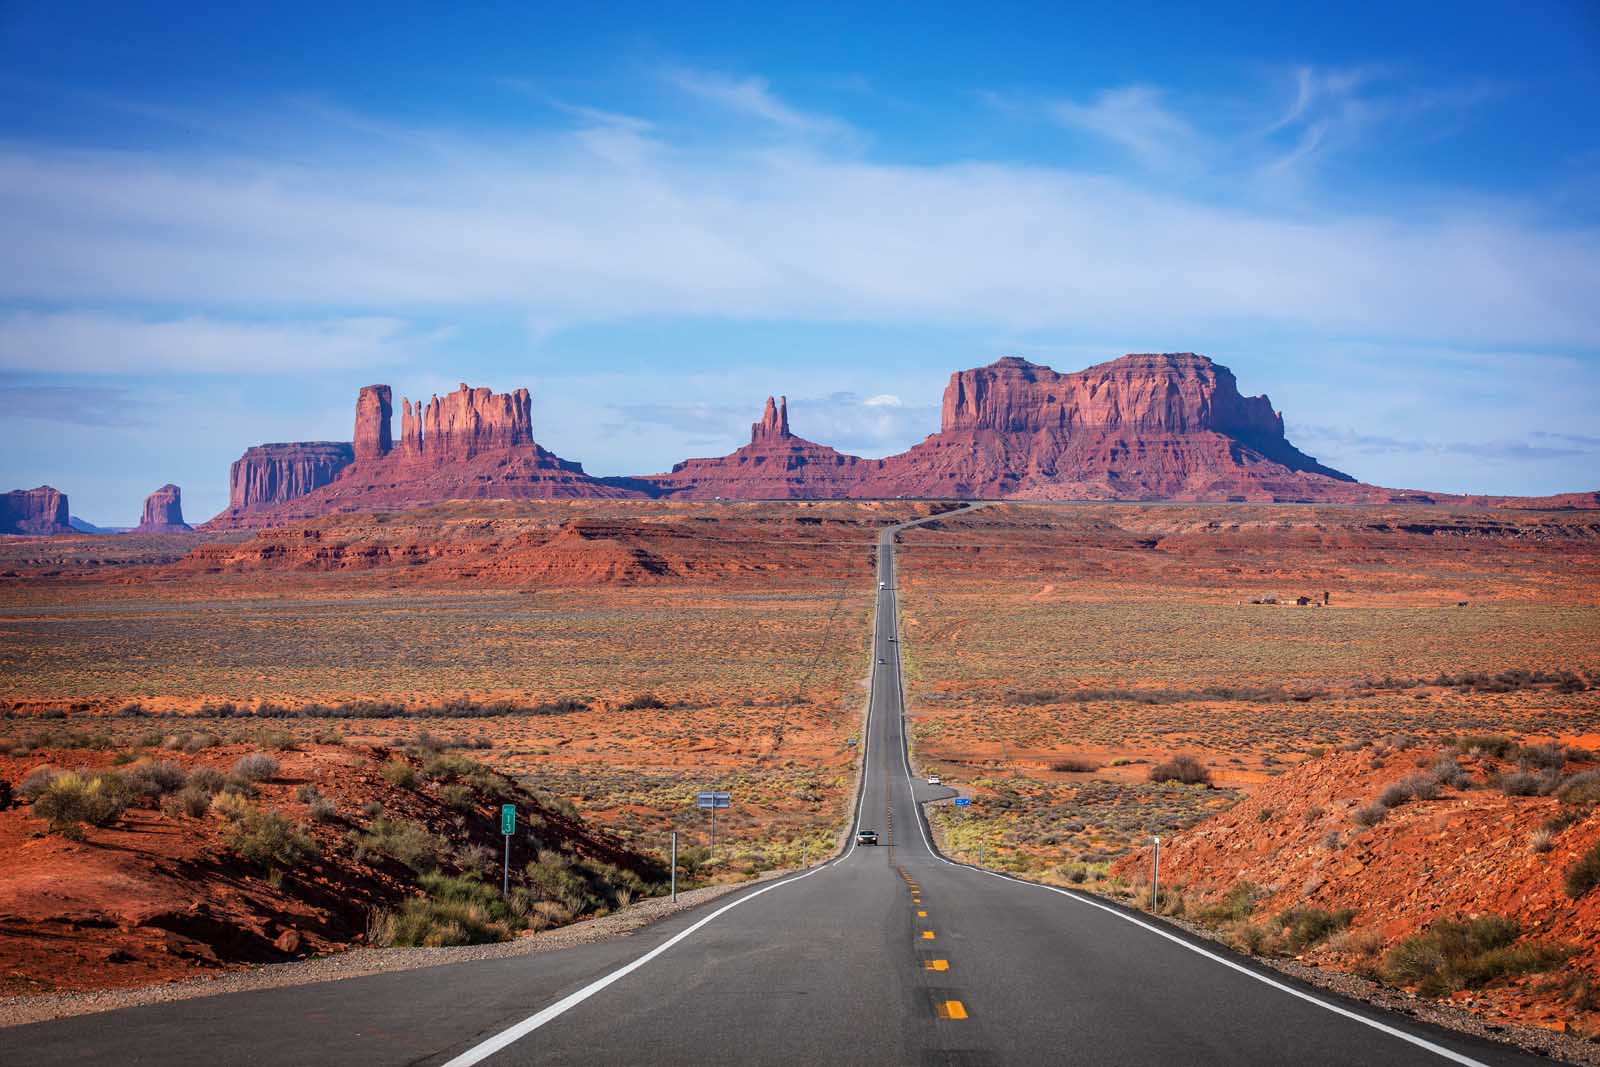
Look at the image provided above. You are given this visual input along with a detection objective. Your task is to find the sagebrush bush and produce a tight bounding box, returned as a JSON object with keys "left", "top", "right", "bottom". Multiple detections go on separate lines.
{"left": 187, "top": 766, "right": 226, "bottom": 794}
{"left": 380, "top": 760, "right": 416, "bottom": 788}
{"left": 126, "top": 759, "right": 187, "bottom": 803}
{"left": 210, "top": 789, "right": 254, "bottom": 821}
{"left": 17, "top": 765, "right": 62, "bottom": 802}
{"left": 231, "top": 753, "right": 279, "bottom": 782}
{"left": 354, "top": 818, "right": 442, "bottom": 874}
{"left": 368, "top": 873, "right": 518, "bottom": 947}
{"left": 1566, "top": 841, "right": 1600, "bottom": 899}
{"left": 33, "top": 771, "right": 130, "bottom": 836}
{"left": 1274, "top": 906, "right": 1355, "bottom": 952}
{"left": 1454, "top": 734, "right": 1516, "bottom": 758}
{"left": 1148, "top": 755, "right": 1211, "bottom": 786}
{"left": 1353, "top": 803, "right": 1388, "bottom": 828}
{"left": 1050, "top": 756, "right": 1101, "bottom": 773}
{"left": 1557, "top": 770, "right": 1600, "bottom": 807}
{"left": 1383, "top": 916, "right": 1571, "bottom": 996}
{"left": 162, "top": 785, "right": 213, "bottom": 818}
{"left": 1197, "top": 881, "right": 1264, "bottom": 924}
{"left": 227, "top": 807, "right": 319, "bottom": 870}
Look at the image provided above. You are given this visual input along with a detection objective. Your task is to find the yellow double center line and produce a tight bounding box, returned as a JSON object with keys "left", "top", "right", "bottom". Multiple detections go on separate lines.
{"left": 901, "top": 867, "right": 966, "bottom": 1022}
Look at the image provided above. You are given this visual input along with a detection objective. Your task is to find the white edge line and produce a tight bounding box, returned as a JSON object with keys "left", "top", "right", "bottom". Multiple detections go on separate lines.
{"left": 443, "top": 531, "right": 901, "bottom": 1065}
{"left": 438, "top": 863, "right": 832, "bottom": 1067}
{"left": 965, "top": 867, "right": 1491, "bottom": 1067}
{"left": 885, "top": 513, "right": 1489, "bottom": 1067}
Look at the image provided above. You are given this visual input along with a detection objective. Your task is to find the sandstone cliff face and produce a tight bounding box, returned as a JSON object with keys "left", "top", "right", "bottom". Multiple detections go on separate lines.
{"left": 225, "top": 443, "right": 356, "bottom": 513}
{"left": 353, "top": 385, "right": 393, "bottom": 462}
{"left": 854, "top": 353, "right": 1357, "bottom": 500}
{"left": 619, "top": 396, "right": 882, "bottom": 500}
{"left": 941, "top": 354, "right": 1286, "bottom": 439}
{"left": 1, "top": 485, "right": 71, "bottom": 535}
{"left": 207, "top": 383, "right": 629, "bottom": 527}
{"left": 410, "top": 384, "right": 534, "bottom": 462}
{"left": 136, "top": 484, "right": 191, "bottom": 532}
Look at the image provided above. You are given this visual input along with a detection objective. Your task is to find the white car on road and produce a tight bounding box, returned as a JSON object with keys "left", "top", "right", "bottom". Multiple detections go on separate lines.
{"left": 927, "top": 773, "right": 941, "bottom": 785}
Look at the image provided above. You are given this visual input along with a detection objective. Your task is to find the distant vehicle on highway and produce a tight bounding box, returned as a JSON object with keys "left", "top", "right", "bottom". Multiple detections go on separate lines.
{"left": 927, "top": 773, "right": 941, "bottom": 785}
{"left": 856, "top": 829, "right": 879, "bottom": 845}
{"left": 878, "top": 656, "right": 886, "bottom": 664}
{"left": 879, "top": 581, "right": 886, "bottom": 589}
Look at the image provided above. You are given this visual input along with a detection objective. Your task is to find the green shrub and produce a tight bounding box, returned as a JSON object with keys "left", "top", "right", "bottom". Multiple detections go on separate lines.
{"left": 126, "top": 759, "right": 187, "bottom": 803}
{"left": 17, "top": 765, "right": 62, "bottom": 802}
{"left": 422, "top": 754, "right": 477, "bottom": 783}
{"left": 369, "top": 873, "right": 518, "bottom": 947}
{"left": 525, "top": 850, "right": 595, "bottom": 911}
{"left": 1383, "top": 916, "right": 1572, "bottom": 996}
{"left": 380, "top": 760, "right": 416, "bottom": 788}
{"left": 162, "top": 785, "right": 213, "bottom": 818}
{"left": 1453, "top": 734, "right": 1516, "bottom": 758}
{"left": 231, "top": 753, "right": 279, "bottom": 782}
{"left": 227, "top": 808, "right": 320, "bottom": 870}
{"left": 440, "top": 784, "right": 476, "bottom": 813}
{"left": 1565, "top": 841, "right": 1600, "bottom": 899}
{"left": 1148, "top": 755, "right": 1211, "bottom": 786}
{"left": 354, "top": 818, "right": 442, "bottom": 874}
{"left": 33, "top": 771, "right": 131, "bottom": 836}
{"left": 1274, "top": 906, "right": 1355, "bottom": 952}
{"left": 1353, "top": 803, "right": 1388, "bottom": 828}
{"left": 1198, "top": 881, "right": 1265, "bottom": 924}
{"left": 187, "top": 766, "right": 226, "bottom": 794}
{"left": 210, "top": 789, "right": 254, "bottom": 821}
{"left": 1557, "top": 770, "right": 1600, "bottom": 807}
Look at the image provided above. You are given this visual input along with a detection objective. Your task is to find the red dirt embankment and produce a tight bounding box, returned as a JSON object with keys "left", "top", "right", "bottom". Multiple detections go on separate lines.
{"left": 0, "top": 741, "right": 657, "bottom": 996}
{"left": 1116, "top": 742, "right": 1600, "bottom": 1033}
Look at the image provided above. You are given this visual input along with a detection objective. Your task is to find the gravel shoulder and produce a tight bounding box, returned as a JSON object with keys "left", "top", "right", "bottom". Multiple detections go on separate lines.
{"left": 0, "top": 875, "right": 782, "bottom": 1030}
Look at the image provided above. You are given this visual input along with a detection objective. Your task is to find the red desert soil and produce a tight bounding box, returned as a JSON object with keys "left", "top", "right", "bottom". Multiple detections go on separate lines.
{"left": 0, "top": 742, "right": 659, "bottom": 996}
{"left": 1112, "top": 744, "right": 1600, "bottom": 1035}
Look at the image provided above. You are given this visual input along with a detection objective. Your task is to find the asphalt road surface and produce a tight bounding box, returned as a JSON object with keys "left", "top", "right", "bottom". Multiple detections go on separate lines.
{"left": 6, "top": 509, "right": 1557, "bottom": 1065}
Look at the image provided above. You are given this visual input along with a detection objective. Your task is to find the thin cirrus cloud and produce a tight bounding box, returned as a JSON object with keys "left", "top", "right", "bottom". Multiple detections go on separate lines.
{"left": 1048, "top": 85, "right": 1205, "bottom": 171}
{"left": 0, "top": 312, "right": 440, "bottom": 375}
{"left": 1291, "top": 423, "right": 1600, "bottom": 461}
{"left": 663, "top": 68, "right": 854, "bottom": 139}
{"left": 1, "top": 133, "right": 1597, "bottom": 351}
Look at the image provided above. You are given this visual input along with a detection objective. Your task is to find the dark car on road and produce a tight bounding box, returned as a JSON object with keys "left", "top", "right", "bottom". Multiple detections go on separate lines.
{"left": 856, "top": 829, "right": 879, "bottom": 845}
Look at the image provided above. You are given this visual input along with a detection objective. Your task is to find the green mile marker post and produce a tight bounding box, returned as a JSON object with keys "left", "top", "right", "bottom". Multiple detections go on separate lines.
{"left": 501, "top": 804, "right": 516, "bottom": 898}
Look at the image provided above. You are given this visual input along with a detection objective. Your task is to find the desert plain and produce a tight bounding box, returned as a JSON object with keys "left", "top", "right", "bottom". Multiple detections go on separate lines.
{"left": 2, "top": 499, "right": 1598, "bottom": 1042}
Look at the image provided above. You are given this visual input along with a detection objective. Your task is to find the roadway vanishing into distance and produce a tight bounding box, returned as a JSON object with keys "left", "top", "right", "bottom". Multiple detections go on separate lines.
{"left": 7, "top": 507, "right": 1555, "bottom": 1065}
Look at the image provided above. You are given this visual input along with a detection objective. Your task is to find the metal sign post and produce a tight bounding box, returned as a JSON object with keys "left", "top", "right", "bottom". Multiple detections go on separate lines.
{"left": 500, "top": 804, "right": 516, "bottom": 898}
{"left": 696, "top": 791, "right": 731, "bottom": 858}
{"left": 1151, "top": 835, "right": 1161, "bottom": 911}
{"left": 670, "top": 831, "right": 678, "bottom": 903}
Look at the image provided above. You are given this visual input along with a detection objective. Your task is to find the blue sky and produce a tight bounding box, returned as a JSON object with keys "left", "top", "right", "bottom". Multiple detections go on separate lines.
{"left": 2, "top": 1, "right": 1598, "bottom": 523}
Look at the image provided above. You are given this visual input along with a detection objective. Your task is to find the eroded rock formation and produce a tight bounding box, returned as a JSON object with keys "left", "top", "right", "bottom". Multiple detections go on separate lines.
{"left": 224, "top": 443, "right": 356, "bottom": 514}
{"left": 618, "top": 396, "right": 880, "bottom": 500}
{"left": 851, "top": 353, "right": 1360, "bottom": 500}
{"left": 136, "top": 484, "right": 191, "bottom": 532}
{"left": 1, "top": 485, "right": 71, "bottom": 535}
{"left": 353, "top": 385, "right": 393, "bottom": 462}
{"left": 206, "top": 382, "right": 627, "bottom": 527}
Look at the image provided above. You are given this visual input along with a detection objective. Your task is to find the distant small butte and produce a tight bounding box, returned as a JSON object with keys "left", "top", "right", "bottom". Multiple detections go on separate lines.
{"left": 5, "top": 354, "right": 1597, "bottom": 535}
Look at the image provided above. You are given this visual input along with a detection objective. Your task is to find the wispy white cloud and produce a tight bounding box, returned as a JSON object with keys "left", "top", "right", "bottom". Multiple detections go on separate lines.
{"left": 665, "top": 68, "right": 854, "bottom": 139}
{"left": 0, "top": 312, "right": 443, "bottom": 374}
{"left": 1261, "top": 66, "right": 1499, "bottom": 174}
{"left": 1049, "top": 86, "right": 1203, "bottom": 171}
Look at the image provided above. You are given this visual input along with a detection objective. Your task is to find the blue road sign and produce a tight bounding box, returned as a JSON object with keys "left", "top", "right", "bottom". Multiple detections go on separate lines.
{"left": 953, "top": 797, "right": 972, "bottom": 808}
{"left": 696, "top": 791, "right": 731, "bottom": 810}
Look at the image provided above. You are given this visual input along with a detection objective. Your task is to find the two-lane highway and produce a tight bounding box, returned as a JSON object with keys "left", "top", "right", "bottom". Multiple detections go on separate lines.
{"left": 5, "top": 509, "right": 1556, "bottom": 1065}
